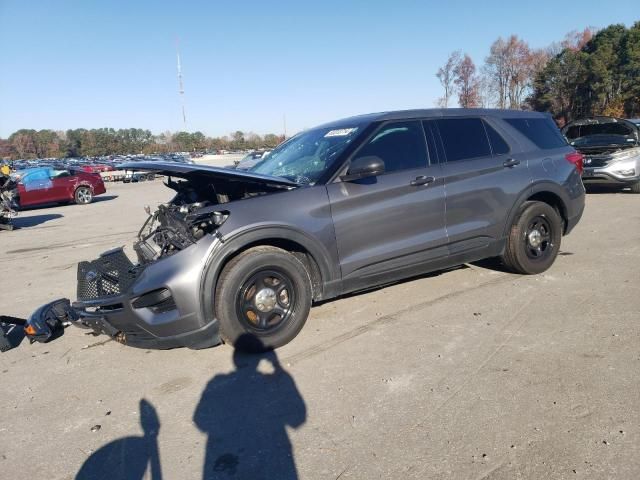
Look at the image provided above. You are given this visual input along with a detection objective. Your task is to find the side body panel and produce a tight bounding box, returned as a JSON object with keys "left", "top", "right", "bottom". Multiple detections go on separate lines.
{"left": 326, "top": 164, "right": 447, "bottom": 291}
{"left": 430, "top": 117, "right": 533, "bottom": 253}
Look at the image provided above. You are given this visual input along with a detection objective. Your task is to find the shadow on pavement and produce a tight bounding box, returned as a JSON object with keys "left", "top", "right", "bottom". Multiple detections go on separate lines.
{"left": 584, "top": 185, "right": 630, "bottom": 194}
{"left": 76, "top": 399, "right": 162, "bottom": 480}
{"left": 92, "top": 195, "right": 119, "bottom": 203}
{"left": 193, "top": 334, "right": 307, "bottom": 479}
{"left": 12, "top": 214, "right": 63, "bottom": 228}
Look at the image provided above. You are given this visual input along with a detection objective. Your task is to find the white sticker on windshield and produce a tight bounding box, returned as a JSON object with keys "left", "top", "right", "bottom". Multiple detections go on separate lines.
{"left": 324, "top": 128, "right": 357, "bottom": 138}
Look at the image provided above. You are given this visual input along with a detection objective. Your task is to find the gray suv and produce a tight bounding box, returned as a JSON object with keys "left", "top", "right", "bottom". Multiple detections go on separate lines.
{"left": 29, "top": 109, "right": 585, "bottom": 351}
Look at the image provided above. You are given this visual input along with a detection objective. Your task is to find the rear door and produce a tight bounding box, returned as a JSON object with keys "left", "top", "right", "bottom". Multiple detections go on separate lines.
{"left": 431, "top": 117, "right": 531, "bottom": 254}
{"left": 327, "top": 120, "right": 447, "bottom": 291}
{"left": 48, "top": 169, "right": 77, "bottom": 201}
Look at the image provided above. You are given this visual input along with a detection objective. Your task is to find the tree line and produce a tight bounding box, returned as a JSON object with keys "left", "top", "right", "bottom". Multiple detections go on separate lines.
{"left": 437, "top": 22, "right": 640, "bottom": 125}
{"left": 0, "top": 128, "right": 285, "bottom": 160}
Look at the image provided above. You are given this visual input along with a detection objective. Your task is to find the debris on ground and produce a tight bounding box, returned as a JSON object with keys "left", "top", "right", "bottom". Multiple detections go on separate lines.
{"left": 0, "top": 315, "right": 26, "bottom": 352}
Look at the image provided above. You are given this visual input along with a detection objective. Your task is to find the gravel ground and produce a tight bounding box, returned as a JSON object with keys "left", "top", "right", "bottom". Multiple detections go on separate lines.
{"left": 0, "top": 180, "right": 638, "bottom": 479}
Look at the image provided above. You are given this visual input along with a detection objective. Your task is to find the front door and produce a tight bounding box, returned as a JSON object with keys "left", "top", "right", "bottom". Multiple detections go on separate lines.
{"left": 327, "top": 120, "right": 448, "bottom": 292}
{"left": 18, "top": 169, "right": 54, "bottom": 207}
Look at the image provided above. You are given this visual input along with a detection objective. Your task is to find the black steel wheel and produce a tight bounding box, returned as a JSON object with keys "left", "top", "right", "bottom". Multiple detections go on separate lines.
{"left": 236, "top": 269, "right": 295, "bottom": 333}
{"left": 502, "top": 201, "right": 562, "bottom": 274}
{"left": 524, "top": 215, "right": 553, "bottom": 261}
{"left": 215, "top": 246, "right": 312, "bottom": 352}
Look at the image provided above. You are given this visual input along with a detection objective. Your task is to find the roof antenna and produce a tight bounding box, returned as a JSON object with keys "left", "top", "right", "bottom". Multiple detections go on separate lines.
{"left": 176, "top": 37, "right": 187, "bottom": 129}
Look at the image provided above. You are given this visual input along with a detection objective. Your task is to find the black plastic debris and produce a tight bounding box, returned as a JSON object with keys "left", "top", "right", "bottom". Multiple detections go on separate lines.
{"left": 0, "top": 316, "right": 26, "bottom": 352}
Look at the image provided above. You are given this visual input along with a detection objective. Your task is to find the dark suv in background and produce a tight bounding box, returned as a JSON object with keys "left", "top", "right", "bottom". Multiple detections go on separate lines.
{"left": 30, "top": 109, "right": 585, "bottom": 352}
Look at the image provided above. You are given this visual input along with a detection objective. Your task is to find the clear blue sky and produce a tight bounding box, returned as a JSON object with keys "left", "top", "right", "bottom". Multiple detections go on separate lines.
{"left": 0, "top": 0, "right": 637, "bottom": 138}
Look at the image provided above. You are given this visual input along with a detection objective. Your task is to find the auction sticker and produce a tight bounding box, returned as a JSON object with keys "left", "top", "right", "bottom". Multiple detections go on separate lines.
{"left": 324, "top": 128, "right": 357, "bottom": 137}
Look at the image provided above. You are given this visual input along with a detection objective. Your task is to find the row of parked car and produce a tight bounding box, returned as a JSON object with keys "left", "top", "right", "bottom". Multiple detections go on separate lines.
{"left": 10, "top": 153, "right": 194, "bottom": 176}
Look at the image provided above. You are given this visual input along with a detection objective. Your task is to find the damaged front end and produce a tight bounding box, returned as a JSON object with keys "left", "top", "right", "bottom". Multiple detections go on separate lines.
{"left": 0, "top": 175, "right": 19, "bottom": 231}
{"left": 27, "top": 162, "right": 297, "bottom": 349}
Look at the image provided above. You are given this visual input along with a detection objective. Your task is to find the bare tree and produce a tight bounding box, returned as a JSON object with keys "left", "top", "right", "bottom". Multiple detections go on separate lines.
{"left": 454, "top": 54, "right": 480, "bottom": 108}
{"left": 485, "top": 35, "right": 546, "bottom": 110}
{"left": 476, "top": 73, "right": 494, "bottom": 108}
{"left": 436, "top": 51, "right": 461, "bottom": 107}
{"left": 561, "top": 27, "right": 596, "bottom": 51}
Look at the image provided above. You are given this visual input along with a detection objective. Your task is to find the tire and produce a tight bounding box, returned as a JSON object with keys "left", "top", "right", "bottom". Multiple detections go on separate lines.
{"left": 629, "top": 181, "right": 640, "bottom": 194}
{"left": 501, "top": 201, "right": 562, "bottom": 275}
{"left": 215, "top": 246, "right": 312, "bottom": 352}
{"left": 74, "top": 186, "right": 93, "bottom": 205}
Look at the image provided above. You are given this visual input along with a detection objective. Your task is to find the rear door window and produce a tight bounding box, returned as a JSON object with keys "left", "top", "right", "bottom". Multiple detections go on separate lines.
{"left": 436, "top": 118, "right": 491, "bottom": 162}
{"left": 504, "top": 117, "right": 567, "bottom": 149}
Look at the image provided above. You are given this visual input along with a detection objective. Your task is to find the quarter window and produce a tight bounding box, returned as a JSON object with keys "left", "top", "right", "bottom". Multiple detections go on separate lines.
{"left": 504, "top": 117, "right": 567, "bottom": 149}
{"left": 353, "top": 121, "right": 428, "bottom": 173}
{"left": 436, "top": 118, "right": 491, "bottom": 162}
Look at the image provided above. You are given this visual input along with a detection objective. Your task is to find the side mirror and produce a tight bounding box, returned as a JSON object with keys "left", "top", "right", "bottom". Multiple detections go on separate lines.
{"left": 341, "top": 156, "right": 385, "bottom": 182}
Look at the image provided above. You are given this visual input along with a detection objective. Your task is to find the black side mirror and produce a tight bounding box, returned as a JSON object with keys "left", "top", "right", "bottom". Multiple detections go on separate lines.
{"left": 341, "top": 156, "right": 385, "bottom": 182}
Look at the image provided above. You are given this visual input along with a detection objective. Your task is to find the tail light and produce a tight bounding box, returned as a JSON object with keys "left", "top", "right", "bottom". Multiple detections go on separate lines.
{"left": 565, "top": 151, "right": 584, "bottom": 175}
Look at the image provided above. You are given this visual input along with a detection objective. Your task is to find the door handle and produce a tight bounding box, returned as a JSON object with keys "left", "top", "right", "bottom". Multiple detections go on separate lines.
{"left": 410, "top": 175, "right": 435, "bottom": 186}
{"left": 503, "top": 158, "right": 520, "bottom": 168}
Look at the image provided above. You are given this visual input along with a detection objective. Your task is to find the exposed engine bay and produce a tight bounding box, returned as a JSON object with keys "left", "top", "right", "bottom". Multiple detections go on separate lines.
{"left": 0, "top": 174, "right": 19, "bottom": 231}
{"left": 130, "top": 163, "right": 297, "bottom": 264}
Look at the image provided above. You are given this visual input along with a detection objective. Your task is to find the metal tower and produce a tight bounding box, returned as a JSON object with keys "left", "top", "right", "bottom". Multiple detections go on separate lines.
{"left": 176, "top": 39, "right": 187, "bottom": 128}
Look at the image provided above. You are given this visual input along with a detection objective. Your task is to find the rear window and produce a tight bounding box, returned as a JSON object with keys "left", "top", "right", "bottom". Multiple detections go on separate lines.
{"left": 505, "top": 117, "right": 567, "bottom": 149}
{"left": 436, "top": 118, "right": 491, "bottom": 162}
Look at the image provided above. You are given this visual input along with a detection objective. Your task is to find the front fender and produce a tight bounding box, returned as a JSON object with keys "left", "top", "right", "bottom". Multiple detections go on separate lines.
{"left": 200, "top": 223, "right": 341, "bottom": 307}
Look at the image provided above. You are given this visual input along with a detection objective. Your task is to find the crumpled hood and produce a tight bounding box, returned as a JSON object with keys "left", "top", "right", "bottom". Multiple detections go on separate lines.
{"left": 119, "top": 161, "right": 298, "bottom": 189}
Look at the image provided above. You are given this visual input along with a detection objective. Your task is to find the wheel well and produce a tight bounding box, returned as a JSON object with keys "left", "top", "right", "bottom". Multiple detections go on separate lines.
{"left": 527, "top": 191, "right": 568, "bottom": 233}
{"left": 217, "top": 239, "right": 324, "bottom": 301}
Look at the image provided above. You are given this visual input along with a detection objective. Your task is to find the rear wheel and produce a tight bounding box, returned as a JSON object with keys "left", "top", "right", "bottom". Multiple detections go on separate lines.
{"left": 215, "top": 246, "right": 312, "bottom": 352}
{"left": 74, "top": 186, "right": 93, "bottom": 205}
{"left": 501, "top": 201, "right": 562, "bottom": 274}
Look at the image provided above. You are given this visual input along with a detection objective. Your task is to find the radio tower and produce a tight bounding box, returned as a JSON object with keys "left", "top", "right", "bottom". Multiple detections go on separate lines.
{"left": 176, "top": 38, "right": 187, "bottom": 128}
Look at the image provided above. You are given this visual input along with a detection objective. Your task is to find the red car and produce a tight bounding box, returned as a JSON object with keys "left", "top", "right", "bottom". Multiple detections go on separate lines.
{"left": 15, "top": 167, "right": 106, "bottom": 207}
{"left": 78, "top": 164, "right": 114, "bottom": 173}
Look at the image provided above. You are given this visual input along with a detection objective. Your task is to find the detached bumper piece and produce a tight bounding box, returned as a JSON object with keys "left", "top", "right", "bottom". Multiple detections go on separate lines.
{"left": 24, "top": 299, "right": 76, "bottom": 344}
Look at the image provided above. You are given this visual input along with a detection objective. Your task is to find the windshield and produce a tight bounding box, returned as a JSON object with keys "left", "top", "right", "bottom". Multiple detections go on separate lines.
{"left": 250, "top": 126, "right": 361, "bottom": 184}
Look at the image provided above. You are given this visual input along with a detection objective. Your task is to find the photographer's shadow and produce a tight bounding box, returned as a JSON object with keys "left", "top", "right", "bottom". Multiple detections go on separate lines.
{"left": 76, "top": 399, "right": 162, "bottom": 480}
{"left": 194, "top": 335, "right": 307, "bottom": 480}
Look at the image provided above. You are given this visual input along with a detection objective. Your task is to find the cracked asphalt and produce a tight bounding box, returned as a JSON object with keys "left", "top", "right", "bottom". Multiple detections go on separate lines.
{"left": 1, "top": 177, "right": 639, "bottom": 479}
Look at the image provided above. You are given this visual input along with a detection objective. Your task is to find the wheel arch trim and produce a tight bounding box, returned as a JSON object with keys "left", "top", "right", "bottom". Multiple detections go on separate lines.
{"left": 502, "top": 182, "right": 570, "bottom": 237}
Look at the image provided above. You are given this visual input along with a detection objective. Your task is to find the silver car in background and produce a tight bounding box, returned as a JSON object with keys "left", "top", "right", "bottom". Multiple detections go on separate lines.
{"left": 563, "top": 117, "right": 640, "bottom": 193}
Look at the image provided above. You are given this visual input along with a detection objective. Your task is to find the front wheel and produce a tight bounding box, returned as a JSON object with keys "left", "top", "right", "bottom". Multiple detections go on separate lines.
{"left": 629, "top": 181, "right": 640, "bottom": 194}
{"left": 74, "top": 186, "right": 93, "bottom": 205}
{"left": 501, "top": 201, "right": 562, "bottom": 274}
{"left": 215, "top": 246, "right": 312, "bottom": 352}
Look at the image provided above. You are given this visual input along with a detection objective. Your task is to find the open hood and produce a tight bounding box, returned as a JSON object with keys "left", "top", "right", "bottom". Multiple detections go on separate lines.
{"left": 562, "top": 117, "right": 639, "bottom": 141}
{"left": 119, "top": 161, "right": 298, "bottom": 189}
